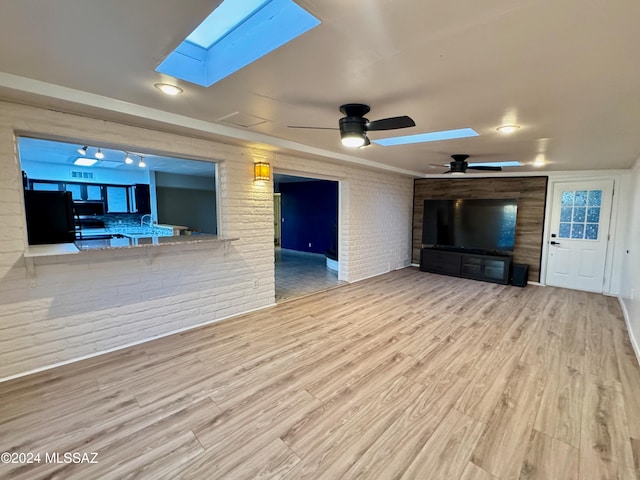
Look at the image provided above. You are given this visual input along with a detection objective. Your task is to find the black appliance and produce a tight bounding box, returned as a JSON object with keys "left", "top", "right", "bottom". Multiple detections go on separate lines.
{"left": 422, "top": 198, "right": 518, "bottom": 254}
{"left": 24, "top": 190, "right": 76, "bottom": 245}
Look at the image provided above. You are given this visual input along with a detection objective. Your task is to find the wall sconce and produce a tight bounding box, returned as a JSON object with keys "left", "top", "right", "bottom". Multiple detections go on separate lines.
{"left": 254, "top": 162, "right": 270, "bottom": 182}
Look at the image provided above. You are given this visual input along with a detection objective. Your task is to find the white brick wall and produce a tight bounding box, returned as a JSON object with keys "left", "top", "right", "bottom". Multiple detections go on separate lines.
{"left": 0, "top": 101, "right": 414, "bottom": 380}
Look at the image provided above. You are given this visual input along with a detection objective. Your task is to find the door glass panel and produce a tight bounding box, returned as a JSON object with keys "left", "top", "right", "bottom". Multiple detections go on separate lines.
{"left": 32, "top": 182, "right": 60, "bottom": 191}
{"left": 561, "top": 191, "right": 574, "bottom": 206}
{"left": 571, "top": 223, "right": 584, "bottom": 239}
{"left": 587, "top": 207, "right": 600, "bottom": 223}
{"left": 585, "top": 224, "right": 599, "bottom": 240}
{"left": 87, "top": 185, "right": 102, "bottom": 200}
{"left": 558, "top": 189, "right": 602, "bottom": 241}
{"left": 572, "top": 207, "right": 585, "bottom": 222}
{"left": 106, "top": 186, "right": 128, "bottom": 213}
{"left": 560, "top": 207, "right": 572, "bottom": 222}
{"left": 65, "top": 184, "right": 82, "bottom": 200}
{"left": 574, "top": 191, "right": 587, "bottom": 206}
{"left": 588, "top": 190, "right": 602, "bottom": 206}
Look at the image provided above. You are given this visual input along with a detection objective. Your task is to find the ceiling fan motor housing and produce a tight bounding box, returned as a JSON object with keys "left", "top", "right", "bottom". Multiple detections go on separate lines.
{"left": 450, "top": 160, "right": 468, "bottom": 173}
{"left": 450, "top": 154, "right": 470, "bottom": 173}
{"left": 339, "top": 116, "right": 367, "bottom": 136}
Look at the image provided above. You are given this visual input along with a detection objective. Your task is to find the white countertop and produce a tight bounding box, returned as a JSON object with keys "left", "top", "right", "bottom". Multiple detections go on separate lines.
{"left": 24, "top": 243, "right": 80, "bottom": 257}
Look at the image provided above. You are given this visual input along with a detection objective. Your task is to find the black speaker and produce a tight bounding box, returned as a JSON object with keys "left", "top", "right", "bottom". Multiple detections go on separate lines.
{"left": 512, "top": 263, "right": 529, "bottom": 287}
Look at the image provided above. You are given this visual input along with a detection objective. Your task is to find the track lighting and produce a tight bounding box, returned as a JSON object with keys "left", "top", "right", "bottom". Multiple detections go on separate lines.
{"left": 138, "top": 157, "right": 146, "bottom": 168}
{"left": 77, "top": 145, "right": 88, "bottom": 155}
{"left": 95, "top": 148, "right": 104, "bottom": 159}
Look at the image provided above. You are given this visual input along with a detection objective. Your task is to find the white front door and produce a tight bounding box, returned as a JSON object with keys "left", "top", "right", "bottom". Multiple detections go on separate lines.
{"left": 545, "top": 180, "right": 613, "bottom": 292}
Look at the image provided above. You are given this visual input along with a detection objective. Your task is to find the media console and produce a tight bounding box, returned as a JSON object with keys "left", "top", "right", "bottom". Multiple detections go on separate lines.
{"left": 420, "top": 247, "right": 512, "bottom": 285}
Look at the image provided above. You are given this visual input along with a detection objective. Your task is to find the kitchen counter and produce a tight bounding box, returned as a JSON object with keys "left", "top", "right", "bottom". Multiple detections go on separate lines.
{"left": 75, "top": 234, "right": 235, "bottom": 251}
{"left": 25, "top": 235, "right": 237, "bottom": 257}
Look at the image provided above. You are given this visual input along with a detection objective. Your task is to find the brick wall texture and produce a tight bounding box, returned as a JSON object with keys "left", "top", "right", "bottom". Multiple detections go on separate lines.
{"left": 0, "top": 101, "right": 414, "bottom": 380}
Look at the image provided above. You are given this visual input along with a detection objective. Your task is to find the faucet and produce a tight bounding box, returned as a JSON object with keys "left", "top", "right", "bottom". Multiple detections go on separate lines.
{"left": 140, "top": 214, "right": 153, "bottom": 228}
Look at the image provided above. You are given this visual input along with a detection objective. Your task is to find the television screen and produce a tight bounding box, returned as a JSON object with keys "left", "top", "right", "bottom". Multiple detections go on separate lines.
{"left": 422, "top": 198, "right": 518, "bottom": 253}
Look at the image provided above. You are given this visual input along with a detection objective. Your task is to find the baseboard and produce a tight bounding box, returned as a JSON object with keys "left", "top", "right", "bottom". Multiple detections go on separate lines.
{"left": 618, "top": 296, "right": 640, "bottom": 365}
{"left": 0, "top": 302, "right": 277, "bottom": 384}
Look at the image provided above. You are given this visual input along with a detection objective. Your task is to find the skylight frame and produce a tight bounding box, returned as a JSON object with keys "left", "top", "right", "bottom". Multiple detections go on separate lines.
{"left": 156, "top": 0, "right": 321, "bottom": 87}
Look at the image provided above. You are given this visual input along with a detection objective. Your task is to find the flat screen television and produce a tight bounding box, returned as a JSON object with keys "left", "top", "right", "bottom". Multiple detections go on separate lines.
{"left": 422, "top": 198, "right": 518, "bottom": 254}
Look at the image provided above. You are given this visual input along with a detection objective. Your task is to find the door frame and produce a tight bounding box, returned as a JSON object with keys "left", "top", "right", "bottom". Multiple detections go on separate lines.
{"left": 272, "top": 168, "right": 344, "bottom": 282}
{"left": 273, "top": 193, "right": 281, "bottom": 246}
{"left": 540, "top": 174, "right": 625, "bottom": 294}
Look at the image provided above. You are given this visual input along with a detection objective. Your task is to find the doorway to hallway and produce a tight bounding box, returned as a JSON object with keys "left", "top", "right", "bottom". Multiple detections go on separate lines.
{"left": 274, "top": 173, "right": 342, "bottom": 301}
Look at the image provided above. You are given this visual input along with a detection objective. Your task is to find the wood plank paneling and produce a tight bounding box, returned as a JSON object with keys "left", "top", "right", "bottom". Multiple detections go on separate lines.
{"left": 413, "top": 177, "right": 548, "bottom": 281}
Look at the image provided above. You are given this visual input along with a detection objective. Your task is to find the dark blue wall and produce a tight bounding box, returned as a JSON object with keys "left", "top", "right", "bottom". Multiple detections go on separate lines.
{"left": 278, "top": 180, "right": 338, "bottom": 254}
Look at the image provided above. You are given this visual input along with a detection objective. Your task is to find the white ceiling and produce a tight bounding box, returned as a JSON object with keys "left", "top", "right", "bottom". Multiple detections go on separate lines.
{"left": 1, "top": 0, "right": 639, "bottom": 176}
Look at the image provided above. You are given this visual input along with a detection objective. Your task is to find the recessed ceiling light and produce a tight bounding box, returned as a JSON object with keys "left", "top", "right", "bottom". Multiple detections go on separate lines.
{"left": 77, "top": 145, "right": 88, "bottom": 155}
{"left": 533, "top": 154, "right": 546, "bottom": 167}
{"left": 154, "top": 83, "right": 184, "bottom": 96}
{"left": 496, "top": 124, "right": 520, "bottom": 134}
{"left": 74, "top": 157, "right": 98, "bottom": 167}
{"left": 94, "top": 148, "right": 104, "bottom": 159}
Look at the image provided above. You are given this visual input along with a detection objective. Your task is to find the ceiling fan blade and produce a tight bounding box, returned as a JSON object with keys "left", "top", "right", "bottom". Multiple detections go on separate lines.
{"left": 366, "top": 116, "right": 415, "bottom": 131}
{"left": 287, "top": 125, "right": 339, "bottom": 130}
{"left": 467, "top": 165, "right": 502, "bottom": 171}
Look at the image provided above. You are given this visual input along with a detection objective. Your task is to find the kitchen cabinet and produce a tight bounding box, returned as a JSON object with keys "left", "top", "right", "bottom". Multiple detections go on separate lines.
{"left": 133, "top": 184, "right": 151, "bottom": 214}
{"left": 106, "top": 186, "right": 129, "bottom": 213}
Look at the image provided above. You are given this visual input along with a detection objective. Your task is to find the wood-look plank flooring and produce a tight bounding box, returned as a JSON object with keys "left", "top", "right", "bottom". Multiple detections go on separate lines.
{"left": 1, "top": 267, "right": 639, "bottom": 480}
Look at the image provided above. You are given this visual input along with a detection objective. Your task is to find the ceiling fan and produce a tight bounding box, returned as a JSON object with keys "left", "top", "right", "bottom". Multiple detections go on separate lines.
{"left": 437, "top": 154, "right": 504, "bottom": 174}
{"left": 288, "top": 103, "right": 415, "bottom": 148}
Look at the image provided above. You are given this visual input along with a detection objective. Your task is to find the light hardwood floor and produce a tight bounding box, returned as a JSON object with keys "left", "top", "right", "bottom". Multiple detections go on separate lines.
{"left": 1, "top": 268, "right": 639, "bottom": 479}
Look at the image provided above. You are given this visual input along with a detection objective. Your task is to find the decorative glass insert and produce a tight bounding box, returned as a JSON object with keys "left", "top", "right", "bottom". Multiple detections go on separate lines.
{"left": 561, "top": 192, "right": 574, "bottom": 206}
{"left": 587, "top": 207, "right": 600, "bottom": 223}
{"left": 557, "top": 188, "right": 603, "bottom": 240}
{"left": 560, "top": 207, "right": 572, "bottom": 222}
{"left": 571, "top": 223, "right": 585, "bottom": 239}
{"left": 588, "top": 190, "right": 602, "bottom": 206}
{"left": 574, "top": 190, "right": 587, "bottom": 206}
{"left": 585, "top": 224, "right": 599, "bottom": 240}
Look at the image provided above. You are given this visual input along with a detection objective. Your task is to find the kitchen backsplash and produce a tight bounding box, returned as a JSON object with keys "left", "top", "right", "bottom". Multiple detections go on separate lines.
{"left": 98, "top": 214, "right": 174, "bottom": 236}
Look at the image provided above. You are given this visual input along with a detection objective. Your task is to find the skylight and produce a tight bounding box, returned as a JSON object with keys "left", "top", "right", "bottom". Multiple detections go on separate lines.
{"left": 373, "top": 128, "right": 479, "bottom": 146}
{"left": 156, "top": 0, "right": 320, "bottom": 87}
{"left": 73, "top": 158, "right": 98, "bottom": 167}
{"left": 470, "top": 161, "right": 522, "bottom": 168}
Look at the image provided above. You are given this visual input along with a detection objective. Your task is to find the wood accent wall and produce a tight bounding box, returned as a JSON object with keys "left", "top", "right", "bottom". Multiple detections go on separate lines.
{"left": 413, "top": 177, "right": 548, "bottom": 282}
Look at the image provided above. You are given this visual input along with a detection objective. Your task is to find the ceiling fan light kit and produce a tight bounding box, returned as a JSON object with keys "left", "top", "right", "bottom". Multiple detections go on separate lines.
{"left": 292, "top": 103, "right": 415, "bottom": 148}
{"left": 443, "top": 154, "right": 504, "bottom": 174}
